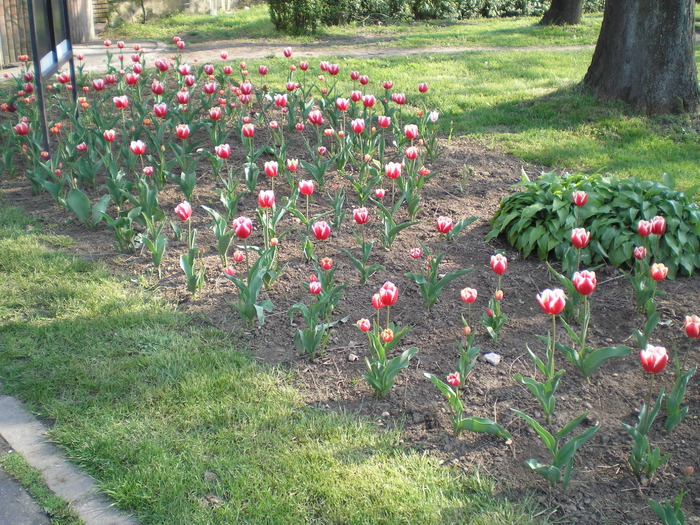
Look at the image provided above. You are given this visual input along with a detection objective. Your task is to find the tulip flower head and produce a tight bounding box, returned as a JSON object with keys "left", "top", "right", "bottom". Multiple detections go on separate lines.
{"left": 537, "top": 288, "right": 566, "bottom": 316}
{"left": 287, "top": 158, "right": 299, "bottom": 172}
{"left": 436, "top": 216, "right": 453, "bottom": 234}
{"left": 357, "top": 318, "right": 371, "bottom": 332}
{"left": 129, "top": 140, "right": 146, "bottom": 155}
{"left": 446, "top": 372, "right": 461, "bottom": 388}
{"left": 460, "top": 288, "right": 477, "bottom": 303}
{"left": 404, "top": 124, "right": 419, "bottom": 140}
{"left": 309, "top": 281, "right": 322, "bottom": 295}
{"left": 409, "top": 248, "right": 422, "bottom": 259}
{"left": 572, "top": 270, "right": 597, "bottom": 296}
{"left": 264, "top": 161, "right": 279, "bottom": 178}
{"left": 385, "top": 162, "right": 402, "bottom": 179}
{"left": 650, "top": 215, "right": 666, "bottom": 236}
{"left": 308, "top": 110, "right": 324, "bottom": 126}
{"left": 372, "top": 293, "right": 385, "bottom": 310}
{"left": 175, "top": 124, "right": 190, "bottom": 140}
{"left": 353, "top": 207, "right": 369, "bottom": 225}
{"left": 381, "top": 329, "right": 394, "bottom": 343}
{"left": 241, "top": 123, "right": 255, "bottom": 138}
{"left": 233, "top": 251, "right": 245, "bottom": 263}
{"left": 417, "top": 82, "right": 429, "bottom": 93}
{"left": 639, "top": 345, "right": 668, "bottom": 374}
{"left": 685, "top": 315, "right": 700, "bottom": 338}
{"left": 379, "top": 281, "right": 399, "bottom": 307}
{"left": 311, "top": 221, "right": 331, "bottom": 241}
{"left": 572, "top": 191, "right": 588, "bottom": 206}
{"left": 375, "top": 188, "right": 386, "bottom": 199}
{"left": 283, "top": 47, "right": 292, "bottom": 58}
{"left": 298, "top": 179, "right": 314, "bottom": 196}
{"left": 650, "top": 263, "right": 668, "bottom": 281}
{"left": 320, "top": 257, "right": 333, "bottom": 271}
{"left": 637, "top": 220, "right": 652, "bottom": 237}
{"left": 103, "top": 129, "right": 116, "bottom": 142}
{"left": 174, "top": 201, "right": 192, "bottom": 221}
{"left": 377, "top": 115, "right": 391, "bottom": 128}
{"left": 490, "top": 254, "right": 508, "bottom": 275}
{"left": 13, "top": 122, "right": 29, "bottom": 135}
{"left": 571, "top": 228, "right": 591, "bottom": 249}
{"left": 215, "top": 144, "right": 231, "bottom": 159}
{"left": 634, "top": 246, "right": 647, "bottom": 260}
{"left": 351, "top": 118, "right": 365, "bottom": 134}
{"left": 113, "top": 95, "right": 129, "bottom": 109}
{"left": 232, "top": 216, "right": 252, "bottom": 239}
{"left": 258, "top": 190, "right": 275, "bottom": 208}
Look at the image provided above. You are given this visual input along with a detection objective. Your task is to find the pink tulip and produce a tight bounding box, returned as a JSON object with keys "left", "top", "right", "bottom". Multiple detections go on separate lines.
{"left": 92, "top": 78, "right": 105, "bottom": 91}
{"left": 113, "top": 95, "right": 129, "bottom": 109}
{"left": 215, "top": 144, "right": 230, "bottom": 159}
{"left": 287, "top": 159, "right": 299, "bottom": 172}
{"left": 409, "top": 248, "right": 422, "bottom": 259}
{"left": 637, "top": 220, "right": 652, "bottom": 237}
{"left": 129, "top": 140, "right": 146, "bottom": 155}
{"left": 385, "top": 162, "right": 402, "bottom": 179}
{"left": 350, "top": 70, "right": 360, "bottom": 80}
{"left": 351, "top": 118, "right": 365, "bottom": 134}
{"left": 175, "top": 124, "right": 190, "bottom": 140}
{"left": 283, "top": 47, "right": 292, "bottom": 58}
{"left": 328, "top": 64, "right": 340, "bottom": 75}
{"left": 359, "top": 75, "right": 369, "bottom": 85}
{"left": 381, "top": 329, "right": 394, "bottom": 343}
{"left": 377, "top": 115, "right": 391, "bottom": 128}
{"left": 209, "top": 107, "right": 222, "bottom": 120}
{"left": 362, "top": 94, "right": 375, "bottom": 108}
{"left": 264, "top": 161, "right": 279, "bottom": 178}
{"left": 436, "top": 216, "right": 453, "bottom": 234}
{"left": 685, "top": 315, "right": 700, "bottom": 338}
{"left": 372, "top": 293, "right": 384, "bottom": 310}
{"left": 103, "top": 129, "right": 116, "bottom": 142}
{"left": 353, "top": 207, "right": 369, "bottom": 225}
{"left": 404, "top": 124, "right": 419, "bottom": 139}
{"left": 242, "top": 124, "right": 255, "bottom": 138}
{"left": 460, "top": 288, "right": 477, "bottom": 303}
{"left": 356, "top": 318, "right": 371, "bottom": 332}
{"left": 572, "top": 190, "right": 588, "bottom": 206}
{"left": 258, "top": 190, "right": 275, "bottom": 208}
{"left": 417, "top": 82, "right": 428, "bottom": 93}
{"left": 650, "top": 215, "right": 666, "bottom": 235}
{"left": 320, "top": 257, "right": 333, "bottom": 271}
{"left": 446, "top": 372, "right": 461, "bottom": 387}
{"left": 233, "top": 251, "right": 245, "bottom": 263}
{"left": 13, "top": 122, "right": 29, "bottom": 135}
{"left": 308, "top": 110, "right": 324, "bottom": 126}
{"left": 311, "top": 221, "right": 331, "bottom": 241}
{"left": 274, "top": 94, "right": 287, "bottom": 107}
{"left": 174, "top": 201, "right": 192, "bottom": 221}
{"left": 392, "top": 93, "right": 406, "bottom": 105}
{"left": 379, "top": 281, "right": 399, "bottom": 307}
{"left": 634, "top": 246, "right": 647, "bottom": 260}
{"left": 176, "top": 90, "right": 190, "bottom": 104}
{"left": 650, "top": 263, "right": 668, "bottom": 281}
{"left": 375, "top": 188, "right": 386, "bottom": 199}
{"left": 490, "top": 254, "right": 508, "bottom": 275}
{"left": 404, "top": 146, "right": 418, "bottom": 160}
{"left": 336, "top": 98, "right": 349, "bottom": 111}
{"left": 571, "top": 228, "right": 591, "bottom": 249}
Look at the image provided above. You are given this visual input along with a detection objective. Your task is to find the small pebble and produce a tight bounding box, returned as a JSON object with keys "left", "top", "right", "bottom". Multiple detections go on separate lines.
{"left": 483, "top": 352, "right": 501, "bottom": 366}
{"left": 348, "top": 353, "right": 359, "bottom": 362}
{"left": 381, "top": 411, "right": 390, "bottom": 418}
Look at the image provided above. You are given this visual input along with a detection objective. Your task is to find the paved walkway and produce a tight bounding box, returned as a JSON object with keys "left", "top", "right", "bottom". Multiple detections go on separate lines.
{"left": 0, "top": 390, "right": 139, "bottom": 525}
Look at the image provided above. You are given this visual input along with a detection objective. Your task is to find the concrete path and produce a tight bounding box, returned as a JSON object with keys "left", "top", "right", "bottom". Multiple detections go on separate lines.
{"left": 0, "top": 391, "right": 139, "bottom": 525}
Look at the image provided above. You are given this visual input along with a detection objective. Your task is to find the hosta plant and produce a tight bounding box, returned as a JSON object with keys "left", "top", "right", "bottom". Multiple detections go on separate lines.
{"left": 487, "top": 171, "right": 700, "bottom": 278}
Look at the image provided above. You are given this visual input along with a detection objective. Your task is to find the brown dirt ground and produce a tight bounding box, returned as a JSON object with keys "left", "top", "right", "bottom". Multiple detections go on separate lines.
{"left": 2, "top": 128, "right": 699, "bottom": 524}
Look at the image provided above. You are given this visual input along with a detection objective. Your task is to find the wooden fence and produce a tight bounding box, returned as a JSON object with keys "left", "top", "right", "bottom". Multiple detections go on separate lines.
{"left": 0, "top": 0, "right": 95, "bottom": 67}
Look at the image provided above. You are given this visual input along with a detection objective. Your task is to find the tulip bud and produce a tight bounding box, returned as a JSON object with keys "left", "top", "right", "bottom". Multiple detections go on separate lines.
{"left": 356, "top": 318, "right": 371, "bottom": 332}
{"left": 446, "top": 372, "right": 460, "bottom": 387}
{"left": 686, "top": 315, "right": 700, "bottom": 338}
{"left": 381, "top": 329, "right": 394, "bottom": 343}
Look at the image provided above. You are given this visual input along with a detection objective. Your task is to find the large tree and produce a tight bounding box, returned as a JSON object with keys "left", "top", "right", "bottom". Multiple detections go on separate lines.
{"left": 583, "top": 0, "right": 699, "bottom": 114}
{"left": 540, "top": 0, "right": 583, "bottom": 26}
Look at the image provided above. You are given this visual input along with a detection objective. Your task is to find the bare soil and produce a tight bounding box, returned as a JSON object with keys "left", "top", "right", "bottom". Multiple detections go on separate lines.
{"left": 1, "top": 132, "right": 699, "bottom": 525}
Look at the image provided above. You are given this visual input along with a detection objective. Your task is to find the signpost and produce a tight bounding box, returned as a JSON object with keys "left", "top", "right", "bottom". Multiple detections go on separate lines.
{"left": 27, "top": 0, "right": 76, "bottom": 150}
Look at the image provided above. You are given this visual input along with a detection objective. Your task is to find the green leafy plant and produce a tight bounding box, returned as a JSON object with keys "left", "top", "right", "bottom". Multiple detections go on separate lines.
{"left": 648, "top": 493, "right": 687, "bottom": 525}
{"left": 621, "top": 389, "right": 670, "bottom": 485}
{"left": 664, "top": 362, "right": 696, "bottom": 432}
{"left": 514, "top": 341, "right": 565, "bottom": 425}
{"left": 202, "top": 205, "right": 235, "bottom": 266}
{"left": 487, "top": 171, "right": 700, "bottom": 278}
{"left": 425, "top": 372, "right": 511, "bottom": 440}
{"left": 511, "top": 409, "right": 599, "bottom": 489}
{"left": 180, "top": 247, "right": 205, "bottom": 298}
{"left": 62, "top": 188, "right": 110, "bottom": 228}
{"left": 223, "top": 249, "right": 275, "bottom": 326}
{"left": 340, "top": 238, "right": 385, "bottom": 285}
{"left": 373, "top": 196, "right": 419, "bottom": 250}
{"left": 360, "top": 323, "right": 416, "bottom": 398}
{"left": 142, "top": 215, "right": 167, "bottom": 277}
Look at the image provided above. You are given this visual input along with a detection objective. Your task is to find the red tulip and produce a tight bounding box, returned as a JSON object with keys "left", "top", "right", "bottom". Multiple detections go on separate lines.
{"left": 174, "top": 201, "right": 192, "bottom": 221}
{"left": 634, "top": 246, "right": 647, "bottom": 260}
{"left": 143, "top": 166, "right": 154, "bottom": 176}
{"left": 650, "top": 263, "right": 668, "bottom": 281}
{"left": 362, "top": 94, "right": 375, "bottom": 108}
{"left": 76, "top": 142, "right": 87, "bottom": 152}
{"left": 392, "top": 93, "right": 406, "bottom": 105}
{"left": 409, "top": 248, "right": 422, "bottom": 259}
{"left": 274, "top": 94, "right": 287, "bottom": 107}
{"left": 308, "top": 110, "right": 324, "bottom": 126}
{"left": 418, "top": 82, "right": 428, "bottom": 93}
{"left": 233, "top": 216, "right": 252, "bottom": 239}
{"left": 264, "top": 161, "right": 279, "bottom": 178}
{"left": 177, "top": 40, "right": 185, "bottom": 50}
{"left": 685, "top": 315, "right": 700, "bottom": 338}
{"left": 129, "top": 140, "right": 146, "bottom": 155}
{"left": 57, "top": 71, "right": 70, "bottom": 84}
{"left": 103, "top": 129, "right": 116, "bottom": 142}
{"left": 154, "top": 58, "right": 169, "bottom": 72}
{"left": 209, "top": 107, "right": 222, "bottom": 120}
{"left": 359, "top": 75, "right": 369, "bottom": 85}
{"left": 385, "top": 162, "right": 401, "bottom": 179}
{"left": 637, "top": 220, "right": 652, "bottom": 237}
{"left": 309, "top": 281, "right": 322, "bottom": 294}
{"left": 105, "top": 74, "right": 116, "bottom": 84}
{"left": 13, "top": 122, "right": 29, "bottom": 135}
{"left": 377, "top": 115, "right": 391, "bottom": 128}
{"left": 223, "top": 267, "right": 235, "bottom": 277}
{"left": 490, "top": 254, "right": 508, "bottom": 275}
{"left": 233, "top": 251, "right": 245, "bottom": 263}
{"left": 353, "top": 207, "right": 369, "bottom": 225}
{"left": 240, "top": 82, "right": 253, "bottom": 95}
{"left": 175, "top": 124, "right": 190, "bottom": 140}
{"left": 382, "top": 80, "right": 394, "bottom": 90}
{"left": 537, "top": 288, "right": 566, "bottom": 316}
{"left": 650, "top": 215, "right": 666, "bottom": 235}
{"left": 242, "top": 123, "right": 255, "bottom": 138}
{"left": 283, "top": 47, "right": 292, "bottom": 57}
{"left": 436, "top": 216, "right": 453, "bottom": 234}
{"left": 92, "top": 78, "right": 105, "bottom": 91}
{"left": 258, "top": 190, "right": 275, "bottom": 208}
{"left": 295, "top": 122, "right": 305, "bottom": 131}
{"left": 212, "top": 144, "right": 229, "bottom": 160}
{"left": 317, "top": 146, "right": 328, "bottom": 156}
{"left": 404, "top": 124, "right": 419, "bottom": 139}
{"left": 379, "top": 281, "right": 399, "bottom": 307}
{"left": 572, "top": 270, "right": 597, "bottom": 296}
{"left": 299, "top": 61, "right": 309, "bottom": 71}
{"left": 404, "top": 146, "right": 418, "bottom": 160}
{"left": 381, "top": 329, "right": 394, "bottom": 343}
{"left": 460, "top": 288, "right": 477, "bottom": 303}
{"left": 571, "top": 228, "right": 591, "bottom": 249}
{"left": 375, "top": 188, "right": 386, "bottom": 199}
{"left": 446, "top": 372, "right": 461, "bottom": 387}
{"left": 311, "top": 221, "right": 331, "bottom": 241}
{"left": 298, "top": 180, "right": 314, "bottom": 196}
{"left": 336, "top": 98, "right": 349, "bottom": 111}
{"left": 176, "top": 90, "right": 190, "bottom": 104}
{"left": 572, "top": 190, "right": 588, "bottom": 206}
{"left": 372, "top": 293, "right": 385, "bottom": 310}
{"left": 184, "top": 75, "right": 196, "bottom": 87}
{"left": 113, "top": 95, "right": 129, "bottom": 109}
{"left": 639, "top": 345, "right": 668, "bottom": 374}
{"left": 287, "top": 158, "right": 299, "bottom": 172}
{"left": 125, "top": 73, "right": 139, "bottom": 85}
{"left": 328, "top": 64, "right": 340, "bottom": 76}
{"left": 494, "top": 290, "right": 504, "bottom": 301}
{"left": 357, "top": 318, "right": 371, "bottom": 332}
{"left": 351, "top": 118, "right": 365, "bottom": 134}
{"left": 223, "top": 65, "right": 233, "bottom": 75}
{"left": 150, "top": 79, "right": 165, "bottom": 95}
{"left": 203, "top": 82, "right": 217, "bottom": 95}
{"left": 350, "top": 70, "right": 360, "bottom": 80}
{"left": 320, "top": 257, "right": 333, "bottom": 271}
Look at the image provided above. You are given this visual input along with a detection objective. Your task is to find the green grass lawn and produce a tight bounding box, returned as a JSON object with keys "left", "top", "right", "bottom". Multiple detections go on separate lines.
{"left": 106, "top": 3, "right": 603, "bottom": 48}
{"left": 103, "top": 5, "right": 700, "bottom": 191}
{"left": 0, "top": 204, "right": 534, "bottom": 524}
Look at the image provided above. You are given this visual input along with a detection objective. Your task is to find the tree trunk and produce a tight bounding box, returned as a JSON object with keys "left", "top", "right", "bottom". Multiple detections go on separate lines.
{"left": 68, "top": 0, "right": 95, "bottom": 43}
{"left": 540, "top": 0, "right": 583, "bottom": 25}
{"left": 583, "top": 0, "right": 699, "bottom": 114}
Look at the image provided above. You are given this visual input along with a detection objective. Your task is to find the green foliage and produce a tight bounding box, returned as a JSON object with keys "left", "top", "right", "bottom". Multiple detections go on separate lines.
{"left": 487, "top": 171, "right": 700, "bottom": 278}
{"left": 664, "top": 365, "right": 696, "bottom": 432}
{"left": 223, "top": 249, "right": 275, "bottom": 326}
{"left": 268, "top": 0, "right": 321, "bottom": 34}
{"left": 648, "top": 493, "right": 687, "bottom": 525}
{"left": 361, "top": 324, "right": 416, "bottom": 397}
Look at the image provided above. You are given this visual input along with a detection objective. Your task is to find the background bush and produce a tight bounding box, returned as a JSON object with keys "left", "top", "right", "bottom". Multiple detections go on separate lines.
{"left": 268, "top": 0, "right": 604, "bottom": 32}
{"left": 486, "top": 172, "right": 700, "bottom": 279}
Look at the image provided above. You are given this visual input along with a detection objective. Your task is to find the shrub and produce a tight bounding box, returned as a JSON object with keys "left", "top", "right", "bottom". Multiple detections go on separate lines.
{"left": 268, "top": 0, "right": 320, "bottom": 34}
{"left": 486, "top": 171, "right": 700, "bottom": 278}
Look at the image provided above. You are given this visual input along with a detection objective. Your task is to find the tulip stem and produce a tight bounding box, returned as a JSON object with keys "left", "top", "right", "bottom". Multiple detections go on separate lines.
{"left": 647, "top": 373, "right": 655, "bottom": 408}
{"left": 244, "top": 238, "right": 250, "bottom": 281}
{"left": 386, "top": 306, "right": 390, "bottom": 331}
{"left": 549, "top": 314, "right": 557, "bottom": 379}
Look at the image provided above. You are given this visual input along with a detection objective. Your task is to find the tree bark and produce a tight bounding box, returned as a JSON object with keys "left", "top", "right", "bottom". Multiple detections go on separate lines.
{"left": 540, "top": 0, "right": 583, "bottom": 25}
{"left": 68, "top": 0, "right": 95, "bottom": 43}
{"left": 583, "top": 0, "right": 699, "bottom": 114}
